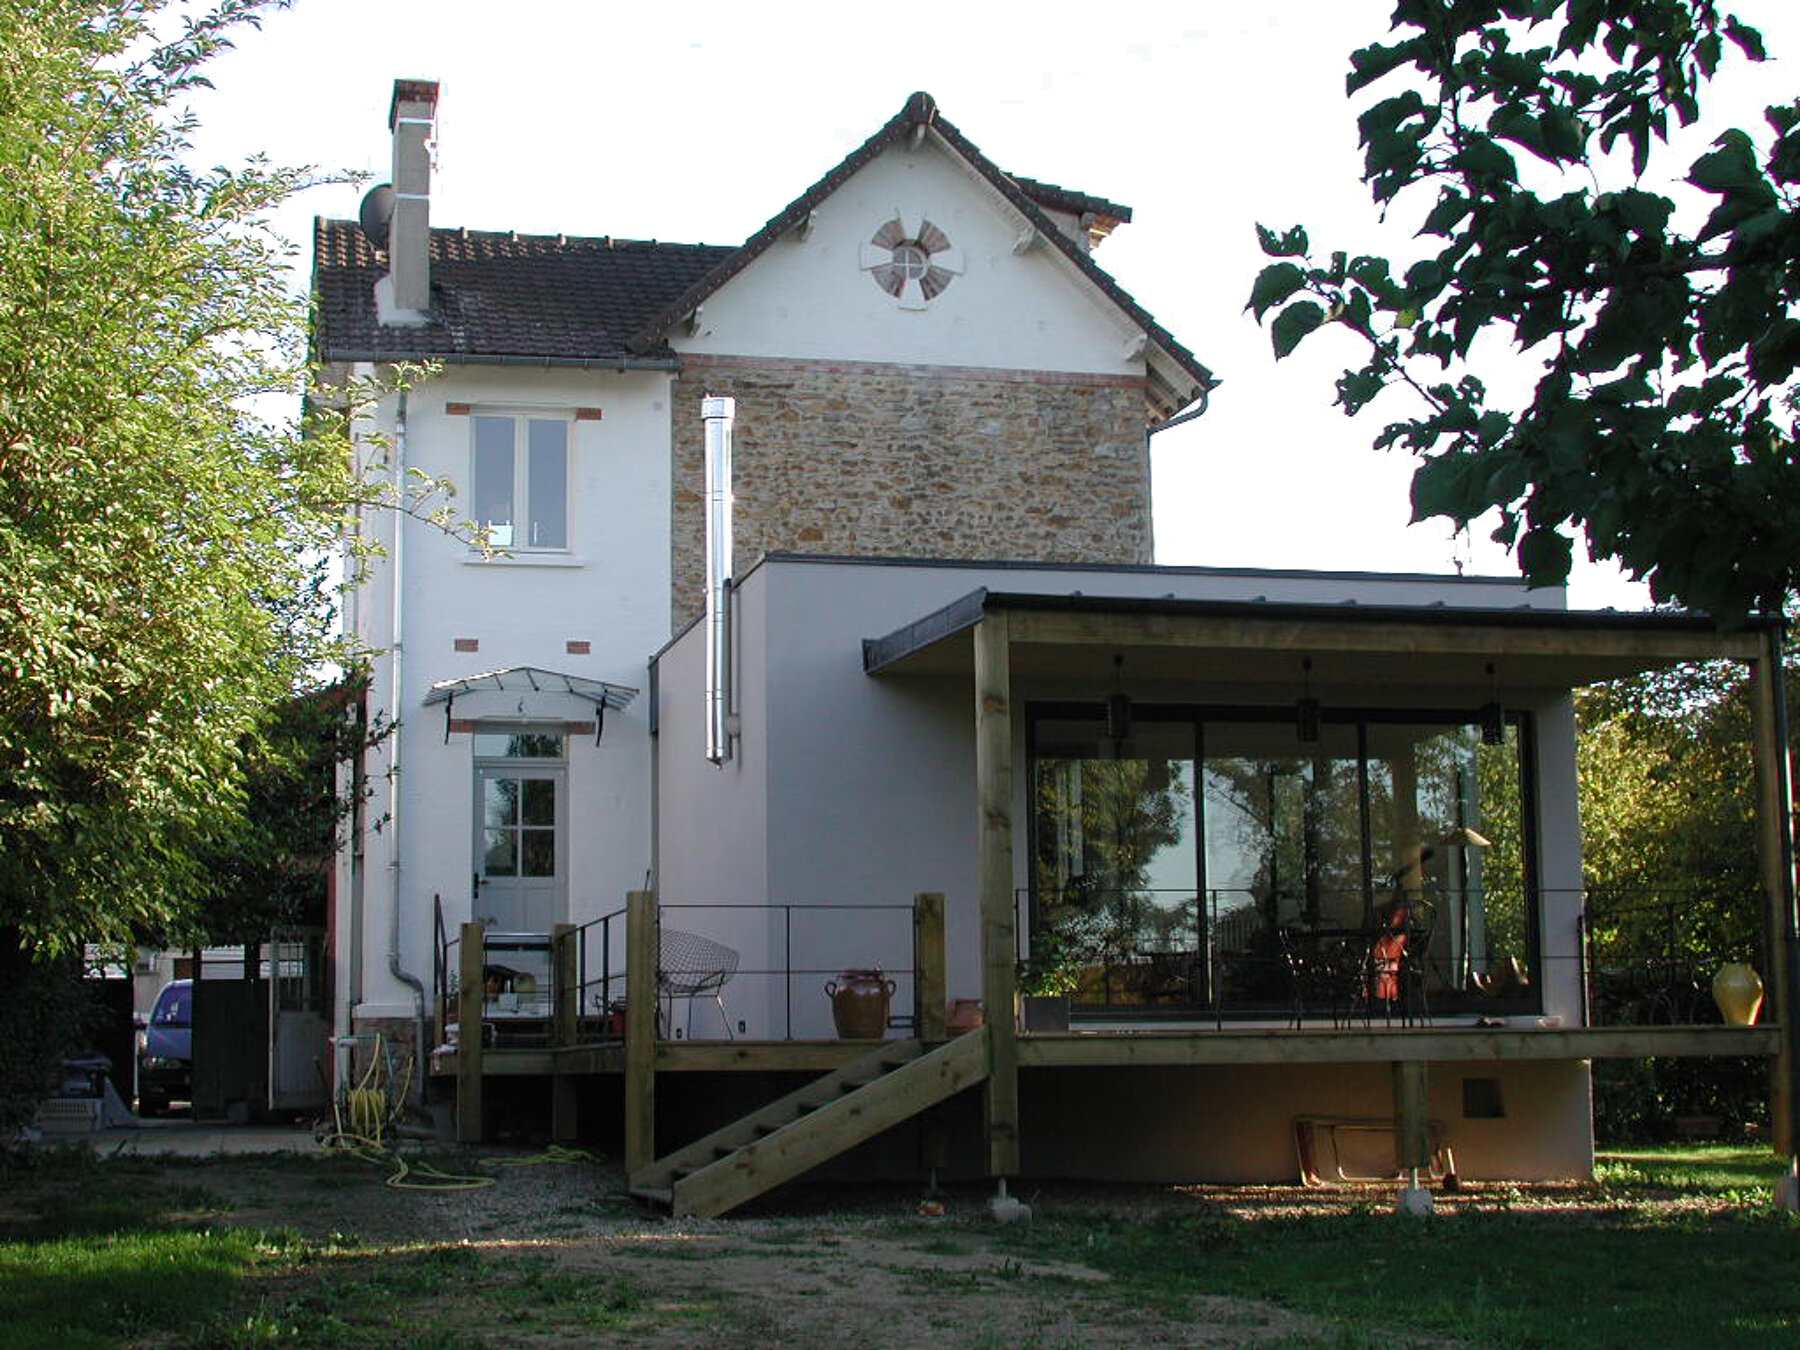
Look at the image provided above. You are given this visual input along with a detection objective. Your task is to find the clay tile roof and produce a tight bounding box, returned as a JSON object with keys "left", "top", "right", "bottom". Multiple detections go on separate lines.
{"left": 1005, "top": 174, "right": 1132, "bottom": 223}
{"left": 311, "top": 219, "right": 730, "bottom": 364}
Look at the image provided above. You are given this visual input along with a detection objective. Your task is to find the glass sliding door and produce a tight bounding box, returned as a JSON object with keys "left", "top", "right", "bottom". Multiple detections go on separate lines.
{"left": 1030, "top": 715, "right": 1201, "bottom": 1013}
{"left": 1029, "top": 703, "right": 1538, "bottom": 1021}
{"left": 1200, "top": 720, "right": 1366, "bottom": 1010}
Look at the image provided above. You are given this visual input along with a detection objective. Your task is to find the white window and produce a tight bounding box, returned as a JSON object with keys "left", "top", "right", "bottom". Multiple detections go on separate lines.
{"left": 471, "top": 414, "right": 569, "bottom": 550}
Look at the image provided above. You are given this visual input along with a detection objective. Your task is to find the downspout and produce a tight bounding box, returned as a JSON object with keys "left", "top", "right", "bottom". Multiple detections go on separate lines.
{"left": 387, "top": 389, "right": 428, "bottom": 1105}
{"left": 1145, "top": 382, "right": 1215, "bottom": 561}
{"left": 702, "top": 396, "right": 736, "bottom": 765}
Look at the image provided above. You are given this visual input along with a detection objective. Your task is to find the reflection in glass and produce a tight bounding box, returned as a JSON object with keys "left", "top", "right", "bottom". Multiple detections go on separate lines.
{"left": 473, "top": 416, "right": 514, "bottom": 547}
{"left": 483, "top": 830, "right": 517, "bottom": 876}
{"left": 1029, "top": 706, "right": 1533, "bottom": 1019}
{"left": 474, "top": 732, "right": 565, "bottom": 759}
{"left": 521, "top": 830, "right": 556, "bottom": 877}
{"left": 1032, "top": 718, "right": 1199, "bottom": 1010}
{"left": 484, "top": 778, "right": 519, "bottom": 829}
{"left": 521, "top": 779, "right": 556, "bottom": 826}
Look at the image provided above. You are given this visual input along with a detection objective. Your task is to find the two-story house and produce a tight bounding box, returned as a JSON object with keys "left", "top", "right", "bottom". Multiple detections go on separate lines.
{"left": 316, "top": 81, "right": 1795, "bottom": 1212}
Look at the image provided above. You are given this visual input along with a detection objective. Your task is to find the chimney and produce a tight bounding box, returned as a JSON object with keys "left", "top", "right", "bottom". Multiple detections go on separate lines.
{"left": 384, "top": 78, "right": 438, "bottom": 324}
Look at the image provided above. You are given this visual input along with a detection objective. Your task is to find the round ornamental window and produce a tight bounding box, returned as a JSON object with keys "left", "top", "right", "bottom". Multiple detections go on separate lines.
{"left": 861, "top": 217, "right": 964, "bottom": 308}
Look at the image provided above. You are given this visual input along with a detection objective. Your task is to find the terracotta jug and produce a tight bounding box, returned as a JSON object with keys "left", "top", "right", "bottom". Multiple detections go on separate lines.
{"left": 946, "top": 997, "right": 984, "bottom": 1035}
{"left": 1712, "top": 963, "right": 1764, "bottom": 1026}
{"left": 827, "top": 968, "right": 896, "bottom": 1039}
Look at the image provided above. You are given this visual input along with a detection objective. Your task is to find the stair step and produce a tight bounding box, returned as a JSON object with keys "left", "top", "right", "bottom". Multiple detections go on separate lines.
{"left": 669, "top": 1032, "right": 988, "bottom": 1219}
{"left": 632, "top": 1039, "right": 935, "bottom": 1193}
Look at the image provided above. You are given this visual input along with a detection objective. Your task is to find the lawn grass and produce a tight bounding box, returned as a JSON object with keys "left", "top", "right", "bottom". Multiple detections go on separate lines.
{"left": 3, "top": 1144, "right": 1795, "bottom": 1349}
{"left": 986, "top": 1148, "right": 1800, "bottom": 1350}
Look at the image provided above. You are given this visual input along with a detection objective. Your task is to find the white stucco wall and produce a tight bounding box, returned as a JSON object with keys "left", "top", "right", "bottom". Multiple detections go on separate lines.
{"left": 345, "top": 365, "right": 674, "bottom": 1022}
{"left": 673, "top": 135, "right": 1143, "bottom": 374}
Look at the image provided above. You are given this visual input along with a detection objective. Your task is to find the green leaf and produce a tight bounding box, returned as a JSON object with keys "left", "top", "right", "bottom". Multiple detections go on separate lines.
{"left": 1517, "top": 526, "right": 1574, "bottom": 587}
{"left": 1245, "top": 262, "right": 1308, "bottom": 320}
{"left": 1688, "top": 130, "right": 1758, "bottom": 193}
{"left": 1724, "top": 17, "right": 1766, "bottom": 62}
{"left": 1347, "top": 37, "right": 1427, "bottom": 94}
{"left": 1255, "top": 223, "right": 1310, "bottom": 258}
{"left": 1270, "top": 301, "right": 1326, "bottom": 359}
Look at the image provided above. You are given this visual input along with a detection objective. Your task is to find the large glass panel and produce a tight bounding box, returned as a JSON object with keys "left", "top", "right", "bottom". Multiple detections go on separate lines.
{"left": 1202, "top": 721, "right": 1364, "bottom": 1008}
{"left": 526, "top": 419, "right": 567, "bottom": 549}
{"left": 1362, "top": 722, "right": 1529, "bottom": 1006}
{"left": 1032, "top": 717, "right": 1199, "bottom": 1010}
{"left": 472, "top": 416, "right": 515, "bottom": 547}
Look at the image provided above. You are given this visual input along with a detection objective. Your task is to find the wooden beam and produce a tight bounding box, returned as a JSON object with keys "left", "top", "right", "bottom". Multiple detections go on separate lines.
{"left": 974, "top": 612, "right": 1019, "bottom": 1177}
{"left": 1004, "top": 608, "right": 1762, "bottom": 664}
{"left": 1015, "top": 1025, "right": 1780, "bottom": 1068}
{"left": 1392, "top": 1061, "right": 1431, "bottom": 1174}
{"left": 624, "top": 890, "right": 658, "bottom": 1173}
{"left": 456, "top": 922, "right": 484, "bottom": 1143}
{"left": 915, "top": 892, "right": 947, "bottom": 1041}
{"left": 1751, "top": 636, "right": 1800, "bottom": 1157}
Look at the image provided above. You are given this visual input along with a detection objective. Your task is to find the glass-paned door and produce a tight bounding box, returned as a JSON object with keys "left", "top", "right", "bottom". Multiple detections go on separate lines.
{"left": 1031, "top": 716, "right": 1201, "bottom": 1012}
{"left": 473, "top": 738, "right": 567, "bottom": 933}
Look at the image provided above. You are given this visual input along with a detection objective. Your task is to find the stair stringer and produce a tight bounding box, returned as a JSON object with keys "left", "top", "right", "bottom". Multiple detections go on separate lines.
{"left": 671, "top": 1030, "right": 988, "bottom": 1218}
{"left": 629, "top": 1039, "right": 925, "bottom": 1196}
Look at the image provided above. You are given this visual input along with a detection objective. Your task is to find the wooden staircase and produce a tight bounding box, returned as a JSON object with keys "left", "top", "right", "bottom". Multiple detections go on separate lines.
{"left": 629, "top": 1031, "right": 988, "bottom": 1218}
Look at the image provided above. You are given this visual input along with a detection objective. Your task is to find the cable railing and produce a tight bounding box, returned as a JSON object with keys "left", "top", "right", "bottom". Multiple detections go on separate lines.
{"left": 433, "top": 896, "right": 922, "bottom": 1044}
{"left": 1016, "top": 884, "right": 1769, "bottom": 1028}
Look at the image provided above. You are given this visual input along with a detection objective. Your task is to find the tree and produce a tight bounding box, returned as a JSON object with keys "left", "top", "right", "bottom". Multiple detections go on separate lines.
{"left": 0, "top": 0, "right": 361, "bottom": 955}
{"left": 1248, "top": 0, "right": 1798, "bottom": 627}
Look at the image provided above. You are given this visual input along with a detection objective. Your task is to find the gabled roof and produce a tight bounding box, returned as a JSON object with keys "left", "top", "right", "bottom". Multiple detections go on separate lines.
{"left": 311, "top": 220, "right": 729, "bottom": 365}
{"left": 310, "top": 94, "right": 1214, "bottom": 416}
{"left": 629, "top": 92, "right": 1215, "bottom": 419}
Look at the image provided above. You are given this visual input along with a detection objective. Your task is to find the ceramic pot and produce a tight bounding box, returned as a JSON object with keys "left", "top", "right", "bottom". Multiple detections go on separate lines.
{"left": 827, "top": 968, "right": 896, "bottom": 1039}
{"left": 1712, "top": 963, "right": 1764, "bottom": 1026}
{"left": 946, "top": 998, "right": 984, "bottom": 1035}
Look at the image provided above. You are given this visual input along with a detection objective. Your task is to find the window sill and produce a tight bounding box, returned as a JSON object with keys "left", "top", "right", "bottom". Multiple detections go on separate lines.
{"left": 462, "top": 552, "right": 586, "bottom": 569}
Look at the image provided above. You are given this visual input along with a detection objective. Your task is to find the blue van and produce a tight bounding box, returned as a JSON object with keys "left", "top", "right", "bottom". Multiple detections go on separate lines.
{"left": 137, "top": 979, "right": 192, "bottom": 1115}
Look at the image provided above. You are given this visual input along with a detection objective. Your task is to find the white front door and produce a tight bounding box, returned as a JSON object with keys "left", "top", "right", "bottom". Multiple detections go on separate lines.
{"left": 473, "top": 738, "right": 567, "bottom": 932}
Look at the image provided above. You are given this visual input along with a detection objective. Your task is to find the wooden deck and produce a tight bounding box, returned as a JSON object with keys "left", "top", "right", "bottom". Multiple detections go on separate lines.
{"left": 439, "top": 1023, "right": 1780, "bottom": 1077}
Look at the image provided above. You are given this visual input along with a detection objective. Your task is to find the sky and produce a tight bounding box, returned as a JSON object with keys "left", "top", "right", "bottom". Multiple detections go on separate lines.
{"left": 184, "top": 0, "right": 1800, "bottom": 610}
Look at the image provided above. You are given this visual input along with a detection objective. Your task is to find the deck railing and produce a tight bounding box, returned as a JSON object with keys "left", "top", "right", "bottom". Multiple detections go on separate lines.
{"left": 434, "top": 894, "right": 930, "bottom": 1047}
{"left": 1014, "top": 884, "right": 1768, "bottom": 1027}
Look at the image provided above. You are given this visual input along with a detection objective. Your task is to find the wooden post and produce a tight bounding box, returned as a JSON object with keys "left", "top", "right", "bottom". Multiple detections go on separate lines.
{"left": 550, "top": 922, "right": 579, "bottom": 1143}
{"left": 974, "top": 611, "right": 1020, "bottom": 1178}
{"left": 552, "top": 923, "right": 578, "bottom": 1047}
{"left": 915, "top": 892, "right": 947, "bottom": 1041}
{"left": 624, "top": 890, "right": 658, "bottom": 1175}
{"left": 1750, "top": 634, "right": 1800, "bottom": 1183}
{"left": 456, "top": 922, "right": 484, "bottom": 1144}
{"left": 1392, "top": 1061, "right": 1431, "bottom": 1173}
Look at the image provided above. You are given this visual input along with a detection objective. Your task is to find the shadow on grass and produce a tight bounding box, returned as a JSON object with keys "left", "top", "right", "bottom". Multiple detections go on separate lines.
{"left": 999, "top": 1202, "right": 1800, "bottom": 1350}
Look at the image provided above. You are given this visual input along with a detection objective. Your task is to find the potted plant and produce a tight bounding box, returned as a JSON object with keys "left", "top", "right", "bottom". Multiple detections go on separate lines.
{"left": 1018, "top": 932, "right": 1081, "bottom": 1033}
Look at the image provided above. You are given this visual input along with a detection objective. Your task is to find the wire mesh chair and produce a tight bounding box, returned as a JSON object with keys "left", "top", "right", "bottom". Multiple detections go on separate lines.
{"left": 658, "top": 929, "right": 740, "bottom": 1040}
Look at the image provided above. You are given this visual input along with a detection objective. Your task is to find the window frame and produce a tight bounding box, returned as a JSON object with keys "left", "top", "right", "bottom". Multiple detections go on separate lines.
{"left": 467, "top": 409, "right": 573, "bottom": 554}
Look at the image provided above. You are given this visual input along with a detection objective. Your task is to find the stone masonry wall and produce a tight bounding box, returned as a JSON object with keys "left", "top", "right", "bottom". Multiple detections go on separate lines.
{"left": 669, "top": 355, "right": 1152, "bottom": 625}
